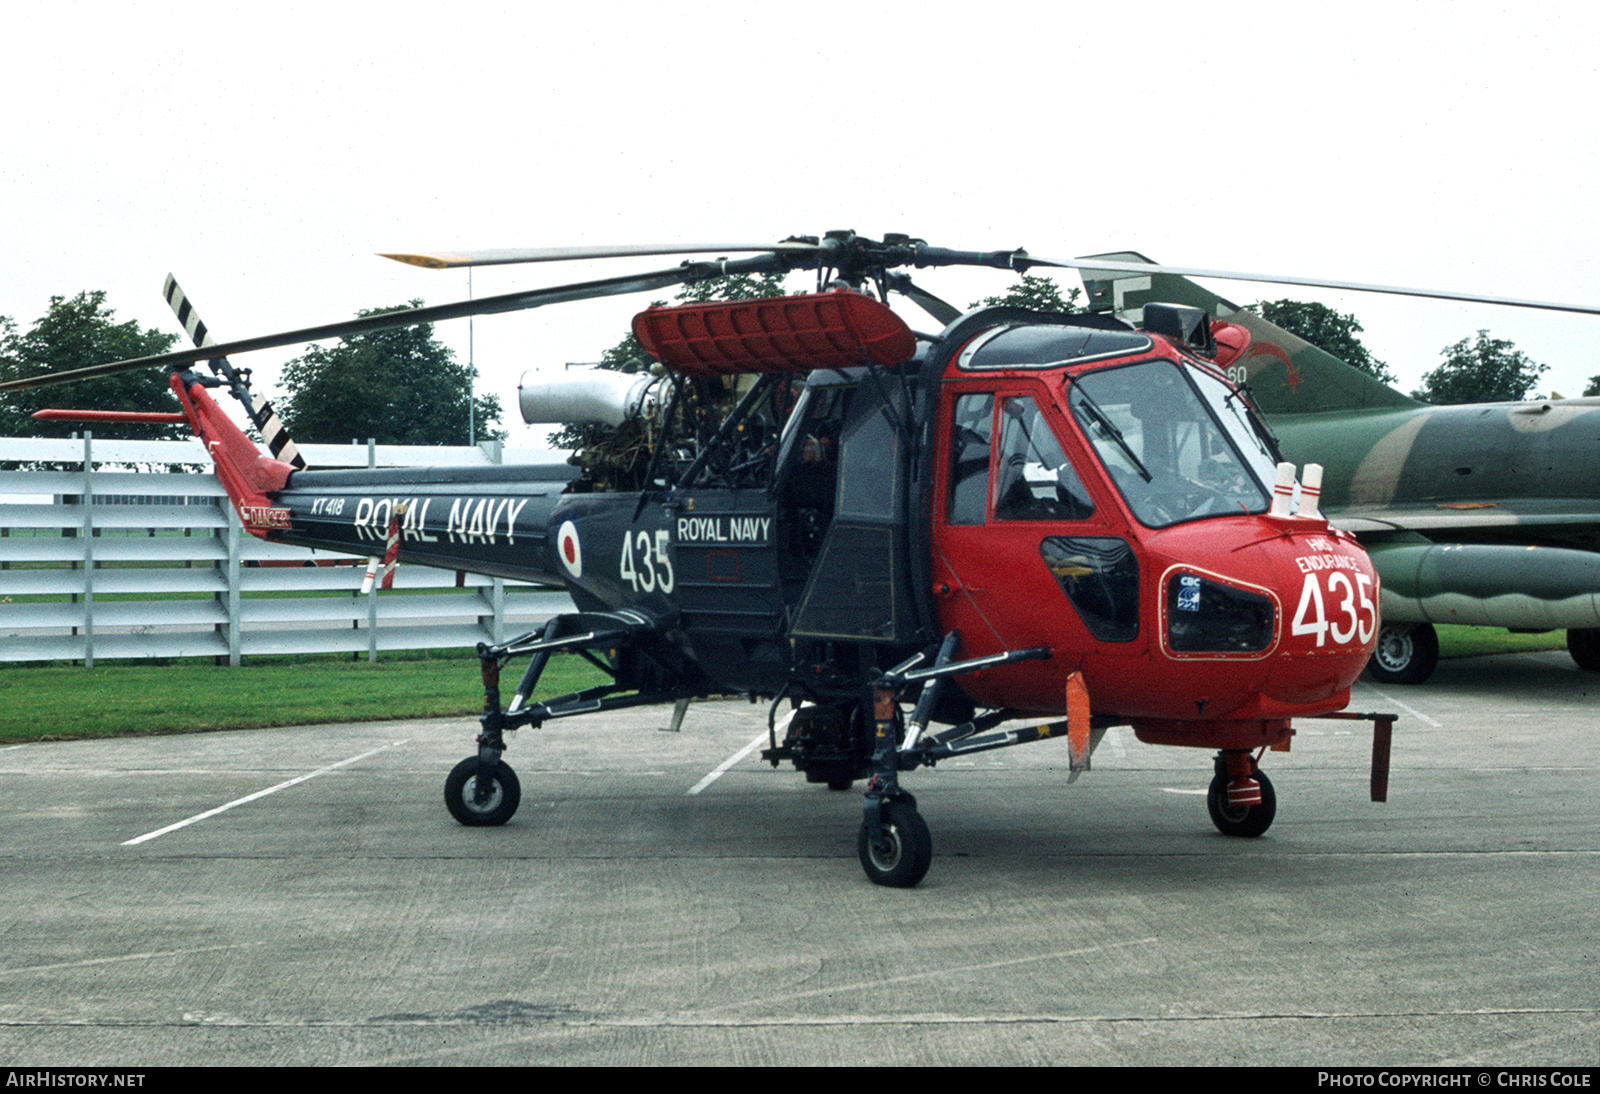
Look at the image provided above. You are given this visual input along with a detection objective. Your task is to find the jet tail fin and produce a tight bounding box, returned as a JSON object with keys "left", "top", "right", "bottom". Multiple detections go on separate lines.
{"left": 1076, "top": 252, "right": 1420, "bottom": 415}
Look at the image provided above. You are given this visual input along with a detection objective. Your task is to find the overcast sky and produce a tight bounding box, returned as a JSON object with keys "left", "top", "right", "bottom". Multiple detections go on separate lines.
{"left": 5, "top": 0, "right": 1599, "bottom": 444}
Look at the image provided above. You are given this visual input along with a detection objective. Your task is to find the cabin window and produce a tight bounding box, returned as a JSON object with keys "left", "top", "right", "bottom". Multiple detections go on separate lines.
{"left": 947, "top": 393, "right": 993, "bottom": 525}
{"left": 993, "top": 396, "right": 1095, "bottom": 522}
{"left": 1040, "top": 536, "right": 1139, "bottom": 641}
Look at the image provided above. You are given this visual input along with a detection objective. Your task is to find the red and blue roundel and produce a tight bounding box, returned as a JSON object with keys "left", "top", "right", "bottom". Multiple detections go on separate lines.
{"left": 557, "top": 520, "right": 582, "bottom": 579}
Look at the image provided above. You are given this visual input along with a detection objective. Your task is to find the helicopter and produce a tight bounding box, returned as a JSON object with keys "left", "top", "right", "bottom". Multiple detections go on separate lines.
{"left": 1072, "top": 254, "right": 1600, "bottom": 685}
{"left": 4, "top": 232, "right": 1403, "bottom": 887}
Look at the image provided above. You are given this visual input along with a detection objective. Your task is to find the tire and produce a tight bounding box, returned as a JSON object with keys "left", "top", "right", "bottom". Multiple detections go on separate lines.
{"left": 1207, "top": 767, "right": 1277, "bottom": 838}
{"left": 858, "top": 801, "right": 932, "bottom": 888}
{"left": 1568, "top": 629, "right": 1600, "bottom": 672}
{"left": 1367, "top": 622, "right": 1439, "bottom": 685}
{"left": 444, "top": 756, "right": 521, "bottom": 826}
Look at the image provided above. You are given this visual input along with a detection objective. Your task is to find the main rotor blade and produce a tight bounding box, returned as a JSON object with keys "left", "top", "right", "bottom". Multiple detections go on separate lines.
{"left": 382, "top": 241, "right": 821, "bottom": 270}
{"left": 0, "top": 261, "right": 738, "bottom": 393}
{"left": 1027, "top": 254, "right": 1600, "bottom": 319}
{"left": 886, "top": 273, "right": 963, "bottom": 325}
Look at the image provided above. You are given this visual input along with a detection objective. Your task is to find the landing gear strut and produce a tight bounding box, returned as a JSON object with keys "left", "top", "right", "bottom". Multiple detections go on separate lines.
{"left": 859, "top": 682, "right": 933, "bottom": 888}
{"left": 854, "top": 637, "right": 1054, "bottom": 887}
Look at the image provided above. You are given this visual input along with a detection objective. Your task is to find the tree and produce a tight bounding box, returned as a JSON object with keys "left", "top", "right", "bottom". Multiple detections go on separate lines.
{"left": 1583, "top": 375, "right": 1600, "bottom": 397}
{"left": 1411, "top": 330, "right": 1547, "bottom": 405}
{"left": 1246, "top": 299, "right": 1397, "bottom": 384}
{"left": 970, "top": 273, "right": 1081, "bottom": 313}
{"left": 676, "top": 270, "right": 789, "bottom": 307}
{"left": 277, "top": 302, "right": 503, "bottom": 445}
{"left": 0, "top": 292, "right": 182, "bottom": 439}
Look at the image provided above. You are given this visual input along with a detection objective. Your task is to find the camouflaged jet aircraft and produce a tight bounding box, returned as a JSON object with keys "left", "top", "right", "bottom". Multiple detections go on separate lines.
{"left": 1077, "top": 253, "right": 1600, "bottom": 684}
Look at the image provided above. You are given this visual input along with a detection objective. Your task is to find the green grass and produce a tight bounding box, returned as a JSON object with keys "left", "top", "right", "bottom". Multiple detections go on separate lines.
{"left": 0, "top": 625, "right": 1574, "bottom": 745}
{"left": 1436, "top": 624, "right": 1568, "bottom": 659}
{"left": 0, "top": 653, "right": 609, "bottom": 742}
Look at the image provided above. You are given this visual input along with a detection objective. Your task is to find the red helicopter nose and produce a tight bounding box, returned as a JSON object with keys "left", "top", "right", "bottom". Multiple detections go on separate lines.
{"left": 1133, "top": 516, "right": 1379, "bottom": 720}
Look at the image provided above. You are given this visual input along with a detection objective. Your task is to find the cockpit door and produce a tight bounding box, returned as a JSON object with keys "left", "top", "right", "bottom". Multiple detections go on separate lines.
{"left": 932, "top": 381, "right": 1139, "bottom": 708}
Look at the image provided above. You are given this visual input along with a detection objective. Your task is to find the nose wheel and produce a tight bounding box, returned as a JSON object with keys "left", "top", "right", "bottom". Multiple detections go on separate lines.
{"left": 1206, "top": 756, "right": 1276, "bottom": 838}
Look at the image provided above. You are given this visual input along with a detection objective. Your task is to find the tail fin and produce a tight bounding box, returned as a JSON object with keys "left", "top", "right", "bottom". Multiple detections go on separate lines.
{"left": 163, "top": 275, "right": 308, "bottom": 469}
{"left": 1075, "top": 252, "right": 1420, "bottom": 415}
{"left": 169, "top": 373, "right": 295, "bottom": 536}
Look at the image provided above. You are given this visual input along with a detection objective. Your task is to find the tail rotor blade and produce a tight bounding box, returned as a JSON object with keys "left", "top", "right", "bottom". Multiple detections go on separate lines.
{"left": 162, "top": 275, "right": 307, "bottom": 470}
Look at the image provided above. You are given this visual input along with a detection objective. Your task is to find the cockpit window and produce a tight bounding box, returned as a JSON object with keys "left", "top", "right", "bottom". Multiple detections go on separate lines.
{"left": 1067, "top": 360, "right": 1272, "bottom": 528}
{"left": 958, "top": 324, "right": 1152, "bottom": 370}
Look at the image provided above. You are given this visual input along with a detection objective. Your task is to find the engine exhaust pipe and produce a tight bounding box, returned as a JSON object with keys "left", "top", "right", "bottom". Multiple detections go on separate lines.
{"left": 518, "top": 368, "right": 665, "bottom": 427}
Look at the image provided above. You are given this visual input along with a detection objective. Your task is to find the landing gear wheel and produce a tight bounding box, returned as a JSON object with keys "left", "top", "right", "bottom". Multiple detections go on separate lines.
{"left": 1367, "top": 622, "right": 1439, "bottom": 685}
{"left": 1568, "top": 628, "right": 1600, "bottom": 672}
{"left": 858, "top": 801, "right": 932, "bottom": 888}
{"left": 1207, "top": 768, "right": 1276, "bottom": 838}
{"left": 444, "top": 756, "right": 521, "bottom": 826}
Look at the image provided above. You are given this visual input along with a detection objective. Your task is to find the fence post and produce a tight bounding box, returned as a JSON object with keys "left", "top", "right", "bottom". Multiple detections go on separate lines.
{"left": 367, "top": 576, "right": 380, "bottom": 663}
{"left": 81, "top": 431, "right": 95, "bottom": 668}
{"left": 223, "top": 503, "right": 242, "bottom": 666}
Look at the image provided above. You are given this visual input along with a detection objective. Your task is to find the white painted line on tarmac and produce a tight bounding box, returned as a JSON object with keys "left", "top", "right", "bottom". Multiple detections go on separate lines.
{"left": 684, "top": 726, "right": 771, "bottom": 793}
{"left": 691, "top": 937, "right": 1161, "bottom": 1014}
{"left": 121, "top": 739, "right": 410, "bottom": 845}
{"left": 1356, "top": 683, "right": 1443, "bottom": 728}
{"left": 0, "top": 943, "right": 258, "bottom": 977}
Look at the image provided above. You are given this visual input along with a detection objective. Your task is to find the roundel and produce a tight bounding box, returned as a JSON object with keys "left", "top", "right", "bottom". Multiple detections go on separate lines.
{"left": 557, "top": 520, "right": 582, "bottom": 579}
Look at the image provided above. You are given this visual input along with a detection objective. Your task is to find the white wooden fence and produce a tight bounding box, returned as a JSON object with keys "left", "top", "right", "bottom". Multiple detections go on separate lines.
{"left": 0, "top": 434, "right": 576, "bottom": 665}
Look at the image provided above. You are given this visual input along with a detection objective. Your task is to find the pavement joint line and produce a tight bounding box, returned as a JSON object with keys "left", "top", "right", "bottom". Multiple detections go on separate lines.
{"left": 3, "top": 1005, "right": 1595, "bottom": 1031}
{"left": 120, "top": 739, "right": 411, "bottom": 846}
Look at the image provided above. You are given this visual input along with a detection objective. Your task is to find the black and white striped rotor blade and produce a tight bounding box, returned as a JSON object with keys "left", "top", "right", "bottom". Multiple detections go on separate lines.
{"left": 162, "top": 274, "right": 307, "bottom": 470}
{"left": 163, "top": 274, "right": 218, "bottom": 349}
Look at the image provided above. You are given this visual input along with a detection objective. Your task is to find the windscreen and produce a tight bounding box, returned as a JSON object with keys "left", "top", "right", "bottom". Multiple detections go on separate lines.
{"left": 1066, "top": 360, "right": 1273, "bottom": 528}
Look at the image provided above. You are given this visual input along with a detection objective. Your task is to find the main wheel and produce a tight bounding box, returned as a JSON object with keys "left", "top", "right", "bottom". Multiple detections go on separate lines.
{"left": 444, "top": 756, "right": 521, "bottom": 826}
{"left": 1568, "top": 628, "right": 1600, "bottom": 672}
{"left": 1367, "top": 622, "right": 1439, "bottom": 685}
{"left": 858, "top": 800, "right": 932, "bottom": 887}
{"left": 1207, "top": 768, "right": 1277, "bottom": 838}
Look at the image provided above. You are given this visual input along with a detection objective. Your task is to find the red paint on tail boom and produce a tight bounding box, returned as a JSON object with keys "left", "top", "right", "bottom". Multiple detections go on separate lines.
{"left": 169, "top": 374, "right": 295, "bottom": 536}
